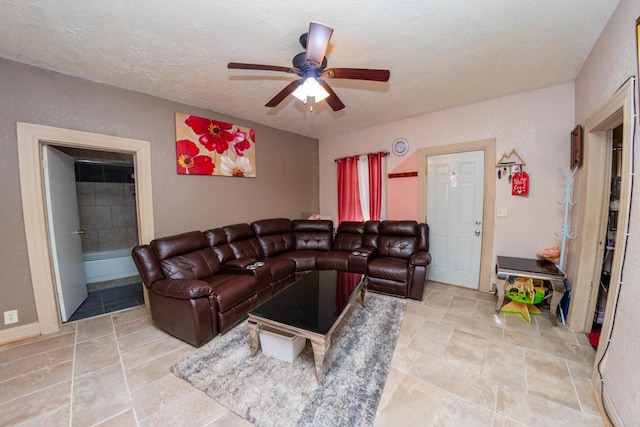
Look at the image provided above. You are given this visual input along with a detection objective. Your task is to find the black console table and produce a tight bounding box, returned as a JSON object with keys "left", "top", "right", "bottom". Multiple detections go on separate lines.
{"left": 495, "top": 256, "right": 566, "bottom": 326}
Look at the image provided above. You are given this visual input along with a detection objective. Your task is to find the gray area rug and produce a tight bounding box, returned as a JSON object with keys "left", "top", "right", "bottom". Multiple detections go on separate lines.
{"left": 170, "top": 293, "right": 406, "bottom": 427}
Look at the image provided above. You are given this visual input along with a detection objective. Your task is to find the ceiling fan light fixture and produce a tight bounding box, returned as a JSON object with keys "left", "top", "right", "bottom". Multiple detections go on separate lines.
{"left": 292, "top": 77, "right": 330, "bottom": 103}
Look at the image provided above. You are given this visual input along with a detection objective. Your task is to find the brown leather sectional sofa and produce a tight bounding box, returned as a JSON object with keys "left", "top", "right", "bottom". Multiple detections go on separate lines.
{"left": 132, "top": 218, "right": 431, "bottom": 347}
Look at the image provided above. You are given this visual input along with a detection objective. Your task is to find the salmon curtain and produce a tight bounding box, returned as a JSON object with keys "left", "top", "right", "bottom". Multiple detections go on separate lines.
{"left": 337, "top": 151, "right": 386, "bottom": 224}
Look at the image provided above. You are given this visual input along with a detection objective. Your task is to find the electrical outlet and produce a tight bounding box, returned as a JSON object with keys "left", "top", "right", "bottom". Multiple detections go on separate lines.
{"left": 4, "top": 310, "right": 18, "bottom": 325}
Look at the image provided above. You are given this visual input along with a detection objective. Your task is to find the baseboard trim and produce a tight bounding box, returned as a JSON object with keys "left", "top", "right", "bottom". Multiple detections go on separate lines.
{"left": 593, "top": 387, "right": 623, "bottom": 427}
{"left": 0, "top": 322, "right": 41, "bottom": 346}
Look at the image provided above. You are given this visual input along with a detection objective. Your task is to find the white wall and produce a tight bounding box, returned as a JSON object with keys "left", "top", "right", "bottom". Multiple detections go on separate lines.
{"left": 574, "top": 0, "right": 640, "bottom": 423}
{"left": 320, "top": 83, "right": 574, "bottom": 267}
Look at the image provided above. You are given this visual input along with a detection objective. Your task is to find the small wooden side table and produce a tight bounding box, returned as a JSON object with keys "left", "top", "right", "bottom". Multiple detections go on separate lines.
{"left": 495, "top": 256, "right": 566, "bottom": 326}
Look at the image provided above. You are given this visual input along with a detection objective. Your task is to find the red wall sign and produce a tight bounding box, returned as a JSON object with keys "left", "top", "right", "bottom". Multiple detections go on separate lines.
{"left": 512, "top": 171, "right": 529, "bottom": 196}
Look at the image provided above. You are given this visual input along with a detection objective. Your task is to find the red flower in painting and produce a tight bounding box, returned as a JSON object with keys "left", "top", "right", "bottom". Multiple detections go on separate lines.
{"left": 176, "top": 139, "right": 214, "bottom": 175}
{"left": 229, "top": 130, "right": 252, "bottom": 156}
{"left": 184, "top": 115, "right": 234, "bottom": 154}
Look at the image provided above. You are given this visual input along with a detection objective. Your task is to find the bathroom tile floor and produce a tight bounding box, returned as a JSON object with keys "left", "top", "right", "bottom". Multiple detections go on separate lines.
{"left": 68, "top": 283, "right": 145, "bottom": 322}
{"left": 0, "top": 281, "right": 604, "bottom": 426}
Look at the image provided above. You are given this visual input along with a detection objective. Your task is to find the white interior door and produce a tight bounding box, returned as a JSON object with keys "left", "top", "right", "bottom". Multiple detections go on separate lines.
{"left": 427, "top": 150, "right": 484, "bottom": 289}
{"left": 43, "top": 145, "right": 88, "bottom": 321}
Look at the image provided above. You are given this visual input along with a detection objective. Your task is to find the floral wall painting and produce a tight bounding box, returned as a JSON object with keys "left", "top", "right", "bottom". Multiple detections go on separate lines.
{"left": 175, "top": 112, "right": 256, "bottom": 177}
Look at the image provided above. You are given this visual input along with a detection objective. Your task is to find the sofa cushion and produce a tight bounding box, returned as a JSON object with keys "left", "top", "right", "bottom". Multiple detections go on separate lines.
{"left": 279, "top": 250, "right": 324, "bottom": 271}
{"left": 159, "top": 248, "right": 222, "bottom": 280}
{"left": 204, "top": 228, "right": 235, "bottom": 264}
{"left": 293, "top": 220, "right": 333, "bottom": 251}
{"left": 203, "top": 273, "right": 257, "bottom": 312}
{"left": 150, "top": 231, "right": 221, "bottom": 280}
{"left": 332, "top": 221, "right": 364, "bottom": 251}
{"left": 316, "top": 251, "right": 350, "bottom": 271}
{"left": 252, "top": 218, "right": 296, "bottom": 257}
{"left": 223, "top": 223, "right": 265, "bottom": 259}
{"left": 363, "top": 221, "right": 380, "bottom": 247}
{"left": 367, "top": 257, "right": 409, "bottom": 282}
{"left": 260, "top": 257, "right": 296, "bottom": 281}
{"left": 151, "top": 231, "right": 209, "bottom": 260}
{"left": 376, "top": 221, "right": 419, "bottom": 259}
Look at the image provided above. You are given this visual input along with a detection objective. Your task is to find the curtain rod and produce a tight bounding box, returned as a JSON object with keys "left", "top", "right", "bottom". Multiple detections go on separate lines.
{"left": 334, "top": 151, "right": 389, "bottom": 162}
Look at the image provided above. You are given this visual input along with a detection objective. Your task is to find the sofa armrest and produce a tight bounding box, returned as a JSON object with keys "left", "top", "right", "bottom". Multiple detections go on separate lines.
{"left": 151, "top": 279, "right": 215, "bottom": 299}
{"left": 353, "top": 246, "right": 377, "bottom": 257}
{"left": 224, "top": 257, "right": 257, "bottom": 269}
{"left": 410, "top": 251, "right": 431, "bottom": 266}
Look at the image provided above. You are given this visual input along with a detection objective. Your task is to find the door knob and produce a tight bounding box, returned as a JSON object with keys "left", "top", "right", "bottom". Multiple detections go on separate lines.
{"left": 74, "top": 229, "right": 86, "bottom": 235}
{"left": 474, "top": 230, "right": 481, "bottom": 236}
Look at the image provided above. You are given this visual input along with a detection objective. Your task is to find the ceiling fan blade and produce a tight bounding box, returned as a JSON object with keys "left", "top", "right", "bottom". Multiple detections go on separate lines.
{"left": 325, "top": 68, "right": 390, "bottom": 82}
{"left": 317, "top": 79, "right": 345, "bottom": 111}
{"left": 265, "top": 80, "right": 304, "bottom": 107}
{"left": 305, "top": 22, "right": 333, "bottom": 66}
{"left": 228, "top": 62, "right": 296, "bottom": 73}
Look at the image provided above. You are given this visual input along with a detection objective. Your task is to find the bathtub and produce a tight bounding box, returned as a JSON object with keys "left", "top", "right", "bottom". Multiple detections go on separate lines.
{"left": 83, "top": 248, "right": 139, "bottom": 283}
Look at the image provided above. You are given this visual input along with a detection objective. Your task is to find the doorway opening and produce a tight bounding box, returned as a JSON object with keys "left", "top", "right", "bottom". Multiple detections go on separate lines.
{"left": 17, "top": 123, "right": 154, "bottom": 337}
{"left": 587, "top": 124, "right": 623, "bottom": 345}
{"left": 48, "top": 146, "right": 144, "bottom": 322}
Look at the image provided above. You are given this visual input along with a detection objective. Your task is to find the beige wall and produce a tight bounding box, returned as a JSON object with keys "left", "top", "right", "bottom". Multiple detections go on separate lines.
{"left": 573, "top": 0, "right": 640, "bottom": 423}
{"left": 319, "top": 83, "right": 574, "bottom": 266}
{"left": 0, "top": 58, "right": 319, "bottom": 331}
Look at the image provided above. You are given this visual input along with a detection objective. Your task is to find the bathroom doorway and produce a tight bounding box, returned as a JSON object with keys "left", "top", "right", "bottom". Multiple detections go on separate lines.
{"left": 17, "top": 123, "right": 155, "bottom": 337}
{"left": 46, "top": 146, "right": 144, "bottom": 322}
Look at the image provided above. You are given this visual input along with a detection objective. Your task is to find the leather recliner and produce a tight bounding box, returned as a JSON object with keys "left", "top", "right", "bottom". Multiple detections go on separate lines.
{"left": 132, "top": 231, "right": 258, "bottom": 347}
{"left": 366, "top": 221, "right": 431, "bottom": 300}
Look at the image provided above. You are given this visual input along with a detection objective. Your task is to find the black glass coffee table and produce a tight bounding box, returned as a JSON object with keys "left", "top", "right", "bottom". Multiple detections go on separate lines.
{"left": 247, "top": 270, "right": 366, "bottom": 384}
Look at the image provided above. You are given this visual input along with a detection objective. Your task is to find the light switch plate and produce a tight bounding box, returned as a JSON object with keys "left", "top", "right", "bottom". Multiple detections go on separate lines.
{"left": 497, "top": 207, "right": 508, "bottom": 217}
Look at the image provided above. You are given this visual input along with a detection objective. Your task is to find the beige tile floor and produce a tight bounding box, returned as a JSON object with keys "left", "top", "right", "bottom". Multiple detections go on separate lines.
{"left": 0, "top": 281, "right": 604, "bottom": 426}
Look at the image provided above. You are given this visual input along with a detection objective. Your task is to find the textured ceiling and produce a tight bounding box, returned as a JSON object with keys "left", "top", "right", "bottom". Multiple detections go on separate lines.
{"left": 0, "top": 0, "right": 620, "bottom": 139}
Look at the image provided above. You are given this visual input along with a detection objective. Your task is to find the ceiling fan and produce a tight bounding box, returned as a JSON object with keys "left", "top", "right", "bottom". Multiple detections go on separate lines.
{"left": 227, "top": 22, "right": 390, "bottom": 112}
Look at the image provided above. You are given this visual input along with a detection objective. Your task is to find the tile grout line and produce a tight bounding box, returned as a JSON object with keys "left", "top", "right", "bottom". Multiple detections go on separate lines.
{"left": 111, "top": 312, "right": 141, "bottom": 426}
{"left": 564, "top": 358, "right": 586, "bottom": 413}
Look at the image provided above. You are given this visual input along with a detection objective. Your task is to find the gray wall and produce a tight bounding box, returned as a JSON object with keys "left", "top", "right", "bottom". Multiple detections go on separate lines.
{"left": 0, "top": 58, "right": 319, "bottom": 330}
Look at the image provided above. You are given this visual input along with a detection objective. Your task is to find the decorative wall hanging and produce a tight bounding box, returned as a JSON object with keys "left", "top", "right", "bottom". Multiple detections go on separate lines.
{"left": 496, "top": 149, "right": 526, "bottom": 181}
{"left": 570, "top": 124, "right": 583, "bottom": 169}
{"left": 175, "top": 112, "right": 256, "bottom": 177}
{"left": 511, "top": 170, "right": 530, "bottom": 196}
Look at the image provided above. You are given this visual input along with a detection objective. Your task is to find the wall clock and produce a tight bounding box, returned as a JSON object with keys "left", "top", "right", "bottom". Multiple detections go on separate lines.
{"left": 392, "top": 138, "right": 409, "bottom": 156}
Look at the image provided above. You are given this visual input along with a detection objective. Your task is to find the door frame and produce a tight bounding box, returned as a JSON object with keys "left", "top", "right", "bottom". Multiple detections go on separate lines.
{"left": 418, "top": 138, "right": 496, "bottom": 292}
{"left": 567, "top": 79, "right": 633, "bottom": 335}
{"left": 565, "top": 79, "right": 634, "bottom": 427}
{"left": 17, "top": 123, "right": 155, "bottom": 335}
